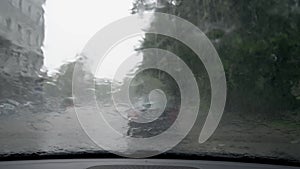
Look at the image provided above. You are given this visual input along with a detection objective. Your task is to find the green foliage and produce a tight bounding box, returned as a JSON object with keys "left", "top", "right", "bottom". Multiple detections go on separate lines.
{"left": 207, "top": 29, "right": 225, "bottom": 40}
{"left": 133, "top": 0, "right": 300, "bottom": 114}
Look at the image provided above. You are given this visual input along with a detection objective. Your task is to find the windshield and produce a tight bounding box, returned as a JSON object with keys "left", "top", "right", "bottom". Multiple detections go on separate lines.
{"left": 0, "top": 0, "right": 299, "bottom": 163}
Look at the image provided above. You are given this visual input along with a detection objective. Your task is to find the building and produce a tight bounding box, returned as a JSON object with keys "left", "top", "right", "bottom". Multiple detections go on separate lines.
{"left": 0, "top": 0, "right": 45, "bottom": 52}
{"left": 0, "top": 0, "right": 45, "bottom": 77}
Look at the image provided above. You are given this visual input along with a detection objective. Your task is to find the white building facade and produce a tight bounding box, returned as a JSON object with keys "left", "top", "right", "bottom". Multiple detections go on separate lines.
{"left": 0, "top": 0, "right": 45, "bottom": 77}
{"left": 0, "top": 0, "right": 45, "bottom": 53}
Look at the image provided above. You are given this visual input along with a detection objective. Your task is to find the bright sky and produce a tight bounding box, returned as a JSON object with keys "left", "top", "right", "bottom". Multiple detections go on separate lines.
{"left": 43, "top": 0, "right": 142, "bottom": 78}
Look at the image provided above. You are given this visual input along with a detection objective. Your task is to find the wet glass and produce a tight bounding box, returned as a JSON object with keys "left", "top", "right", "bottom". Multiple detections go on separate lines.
{"left": 0, "top": 0, "right": 299, "bottom": 162}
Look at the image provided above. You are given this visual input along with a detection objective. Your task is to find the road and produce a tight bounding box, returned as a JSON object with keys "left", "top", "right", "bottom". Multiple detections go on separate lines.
{"left": 0, "top": 105, "right": 299, "bottom": 161}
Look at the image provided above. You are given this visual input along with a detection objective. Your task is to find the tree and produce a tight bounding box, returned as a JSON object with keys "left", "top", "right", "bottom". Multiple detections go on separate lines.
{"left": 132, "top": 0, "right": 300, "bottom": 114}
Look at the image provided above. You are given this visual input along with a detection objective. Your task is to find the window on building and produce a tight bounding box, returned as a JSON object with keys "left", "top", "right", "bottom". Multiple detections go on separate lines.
{"left": 28, "top": 6, "right": 32, "bottom": 15}
{"left": 36, "top": 12, "right": 41, "bottom": 24}
{"left": 5, "top": 18, "right": 12, "bottom": 30}
{"left": 17, "top": 24, "right": 21, "bottom": 32}
{"left": 19, "top": 0, "right": 23, "bottom": 10}
{"left": 17, "top": 24, "right": 22, "bottom": 40}
{"left": 26, "top": 29, "right": 31, "bottom": 45}
{"left": 36, "top": 35, "right": 40, "bottom": 46}
{"left": 0, "top": 16, "right": 4, "bottom": 26}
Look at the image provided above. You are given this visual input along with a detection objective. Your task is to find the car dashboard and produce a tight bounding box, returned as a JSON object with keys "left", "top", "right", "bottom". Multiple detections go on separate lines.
{"left": 0, "top": 159, "right": 299, "bottom": 169}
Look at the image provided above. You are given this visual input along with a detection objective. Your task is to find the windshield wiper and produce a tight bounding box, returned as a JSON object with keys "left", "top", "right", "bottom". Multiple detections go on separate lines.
{"left": 0, "top": 151, "right": 299, "bottom": 167}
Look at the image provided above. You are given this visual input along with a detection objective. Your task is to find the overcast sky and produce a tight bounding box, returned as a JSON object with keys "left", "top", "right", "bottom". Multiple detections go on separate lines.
{"left": 43, "top": 0, "right": 142, "bottom": 78}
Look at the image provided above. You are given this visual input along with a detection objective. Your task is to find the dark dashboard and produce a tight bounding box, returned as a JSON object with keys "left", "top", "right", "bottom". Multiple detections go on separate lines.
{"left": 0, "top": 159, "right": 299, "bottom": 169}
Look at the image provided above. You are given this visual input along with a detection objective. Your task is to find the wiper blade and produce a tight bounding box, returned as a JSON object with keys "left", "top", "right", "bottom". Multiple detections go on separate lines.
{"left": 0, "top": 151, "right": 299, "bottom": 167}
